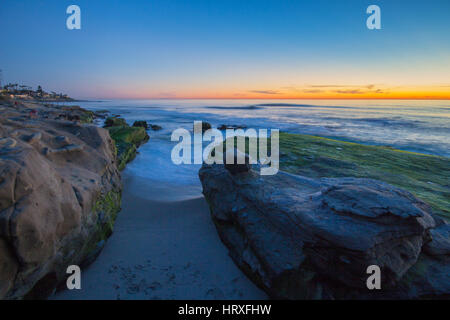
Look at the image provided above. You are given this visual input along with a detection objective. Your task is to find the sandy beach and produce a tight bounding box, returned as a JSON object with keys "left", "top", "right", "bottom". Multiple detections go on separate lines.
{"left": 52, "top": 170, "right": 266, "bottom": 300}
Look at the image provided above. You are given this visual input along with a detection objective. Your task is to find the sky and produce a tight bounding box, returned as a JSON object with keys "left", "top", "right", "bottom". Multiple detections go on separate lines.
{"left": 0, "top": 0, "right": 449, "bottom": 99}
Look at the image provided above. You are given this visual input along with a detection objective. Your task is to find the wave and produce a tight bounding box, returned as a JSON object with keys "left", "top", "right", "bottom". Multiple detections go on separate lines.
{"left": 205, "top": 105, "right": 263, "bottom": 110}
{"left": 206, "top": 103, "right": 353, "bottom": 110}
{"left": 255, "top": 103, "right": 319, "bottom": 107}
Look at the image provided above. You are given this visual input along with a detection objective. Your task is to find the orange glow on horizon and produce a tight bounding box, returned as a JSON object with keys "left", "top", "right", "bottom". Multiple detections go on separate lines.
{"left": 105, "top": 85, "right": 450, "bottom": 100}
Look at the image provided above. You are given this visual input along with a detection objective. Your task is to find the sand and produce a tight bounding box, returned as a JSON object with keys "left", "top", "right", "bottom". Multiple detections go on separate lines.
{"left": 52, "top": 171, "right": 266, "bottom": 300}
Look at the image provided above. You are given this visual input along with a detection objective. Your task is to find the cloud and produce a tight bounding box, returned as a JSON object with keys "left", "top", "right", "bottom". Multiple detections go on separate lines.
{"left": 302, "top": 89, "right": 324, "bottom": 94}
{"left": 309, "top": 85, "right": 351, "bottom": 88}
{"left": 248, "top": 90, "right": 280, "bottom": 95}
{"left": 308, "top": 84, "right": 378, "bottom": 89}
{"left": 335, "top": 89, "right": 364, "bottom": 94}
{"left": 245, "top": 84, "right": 388, "bottom": 97}
{"left": 298, "top": 84, "right": 384, "bottom": 95}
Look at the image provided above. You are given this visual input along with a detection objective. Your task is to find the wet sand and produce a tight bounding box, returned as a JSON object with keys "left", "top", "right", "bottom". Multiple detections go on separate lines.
{"left": 52, "top": 171, "right": 266, "bottom": 300}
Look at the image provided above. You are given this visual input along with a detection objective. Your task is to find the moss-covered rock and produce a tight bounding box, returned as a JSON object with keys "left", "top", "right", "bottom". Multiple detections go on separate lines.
{"left": 78, "top": 189, "right": 122, "bottom": 268}
{"left": 108, "top": 125, "right": 149, "bottom": 145}
{"left": 277, "top": 133, "right": 450, "bottom": 221}
{"left": 210, "top": 132, "right": 449, "bottom": 220}
{"left": 79, "top": 110, "right": 94, "bottom": 124}
{"left": 104, "top": 116, "right": 127, "bottom": 128}
{"left": 132, "top": 120, "right": 149, "bottom": 130}
{"left": 106, "top": 119, "right": 149, "bottom": 170}
{"left": 54, "top": 105, "right": 95, "bottom": 124}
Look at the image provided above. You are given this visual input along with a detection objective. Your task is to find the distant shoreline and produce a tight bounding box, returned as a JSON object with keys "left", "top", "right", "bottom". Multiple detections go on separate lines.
{"left": 16, "top": 98, "right": 104, "bottom": 103}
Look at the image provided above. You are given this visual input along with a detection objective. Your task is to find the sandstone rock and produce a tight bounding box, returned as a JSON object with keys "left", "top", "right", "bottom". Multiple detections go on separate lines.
{"left": 54, "top": 135, "right": 69, "bottom": 144}
{"left": 0, "top": 101, "right": 122, "bottom": 299}
{"left": 25, "top": 132, "right": 42, "bottom": 144}
{"left": 199, "top": 164, "right": 437, "bottom": 299}
{"left": 0, "top": 239, "right": 18, "bottom": 298}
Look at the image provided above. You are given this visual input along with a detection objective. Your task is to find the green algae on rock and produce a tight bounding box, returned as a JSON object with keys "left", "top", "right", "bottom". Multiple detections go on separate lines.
{"left": 277, "top": 133, "right": 450, "bottom": 221}
{"left": 104, "top": 116, "right": 127, "bottom": 128}
{"left": 77, "top": 189, "right": 122, "bottom": 269}
{"left": 219, "top": 132, "right": 449, "bottom": 220}
{"left": 104, "top": 117, "right": 150, "bottom": 171}
{"left": 132, "top": 120, "right": 149, "bottom": 130}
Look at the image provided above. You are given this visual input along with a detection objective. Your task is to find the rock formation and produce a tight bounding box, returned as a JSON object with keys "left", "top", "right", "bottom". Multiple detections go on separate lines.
{"left": 132, "top": 120, "right": 149, "bottom": 130}
{"left": 104, "top": 117, "right": 149, "bottom": 171}
{"left": 104, "top": 116, "right": 127, "bottom": 128}
{"left": 0, "top": 100, "right": 124, "bottom": 299}
{"left": 149, "top": 124, "right": 162, "bottom": 131}
{"left": 199, "top": 162, "right": 449, "bottom": 299}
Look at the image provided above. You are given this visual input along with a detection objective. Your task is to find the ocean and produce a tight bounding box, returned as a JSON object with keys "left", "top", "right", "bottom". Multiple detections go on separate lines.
{"left": 72, "top": 99, "right": 450, "bottom": 200}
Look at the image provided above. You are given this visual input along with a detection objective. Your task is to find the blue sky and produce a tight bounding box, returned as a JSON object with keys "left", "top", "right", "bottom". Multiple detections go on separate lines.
{"left": 1, "top": 0, "right": 449, "bottom": 99}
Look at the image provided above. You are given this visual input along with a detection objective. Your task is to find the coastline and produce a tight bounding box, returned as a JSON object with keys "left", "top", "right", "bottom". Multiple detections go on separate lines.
{"left": 1, "top": 97, "right": 449, "bottom": 299}
{"left": 46, "top": 100, "right": 450, "bottom": 299}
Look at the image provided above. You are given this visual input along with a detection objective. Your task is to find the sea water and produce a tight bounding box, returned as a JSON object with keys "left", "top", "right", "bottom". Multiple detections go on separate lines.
{"left": 74, "top": 99, "right": 450, "bottom": 200}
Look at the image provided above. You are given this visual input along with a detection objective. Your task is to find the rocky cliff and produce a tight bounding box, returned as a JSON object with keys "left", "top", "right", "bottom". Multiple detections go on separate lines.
{"left": 0, "top": 100, "right": 126, "bottom": 299}
{"left": 199, "top": 135, "right": 450, "bottom": 299}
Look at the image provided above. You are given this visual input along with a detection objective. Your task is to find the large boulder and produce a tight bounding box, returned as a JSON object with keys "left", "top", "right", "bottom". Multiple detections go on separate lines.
{"left": 0, "top": 101, "right": 122, "bottom": 299}
{"left": 199, "top": 163, "right": 439, "bottom": 299}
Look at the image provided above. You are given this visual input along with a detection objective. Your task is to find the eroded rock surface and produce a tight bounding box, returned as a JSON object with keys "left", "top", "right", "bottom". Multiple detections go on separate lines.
{"left": 199, "top": 163, "right": 448, "bottom": 299}
{"left": 0, "top": 100, "right": 121, "bottom": 299}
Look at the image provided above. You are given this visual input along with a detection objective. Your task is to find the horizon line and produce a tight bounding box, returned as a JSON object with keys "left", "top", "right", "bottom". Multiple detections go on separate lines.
{"left": 82, "top": 97, "right": 450, "bottom": 101}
